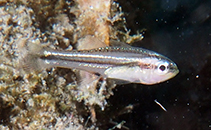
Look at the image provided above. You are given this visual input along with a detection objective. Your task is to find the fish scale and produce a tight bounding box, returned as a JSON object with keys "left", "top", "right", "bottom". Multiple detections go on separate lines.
{"left": 42, "top": 46, "right": 160, "bottom": 64}
{"left": 38, "top": 46, "right": 179, "bottom": 85}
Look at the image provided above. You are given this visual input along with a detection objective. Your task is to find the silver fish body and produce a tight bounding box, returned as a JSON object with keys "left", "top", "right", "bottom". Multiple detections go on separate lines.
{"left": 40, "top": 46, "right": 179, "bottom": 85}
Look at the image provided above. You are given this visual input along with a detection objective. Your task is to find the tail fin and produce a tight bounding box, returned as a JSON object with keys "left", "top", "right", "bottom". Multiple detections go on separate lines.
{"left": 17, "top": 40, "right": 48, "bottom": 73}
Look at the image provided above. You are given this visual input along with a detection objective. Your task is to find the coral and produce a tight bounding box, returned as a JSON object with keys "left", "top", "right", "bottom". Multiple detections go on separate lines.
{"left": 0, "top": 0, "right": 143, "bottom": 129}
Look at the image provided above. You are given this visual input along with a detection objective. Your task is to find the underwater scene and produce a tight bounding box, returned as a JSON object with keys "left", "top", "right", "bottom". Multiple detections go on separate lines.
{"left": 0, "top": 0, "right": 210, "bottom": 129}
{"left": 108, "top": 0, "right": 211, "bottom": 129}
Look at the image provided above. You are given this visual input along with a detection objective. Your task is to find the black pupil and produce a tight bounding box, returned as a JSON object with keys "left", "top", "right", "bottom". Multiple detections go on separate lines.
{"left": 159, "top": 65, "right": 166, "bottom": 71}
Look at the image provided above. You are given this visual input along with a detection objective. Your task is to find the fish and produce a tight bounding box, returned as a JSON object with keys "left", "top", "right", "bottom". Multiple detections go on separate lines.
{"left": 33, "top": 45, "right": 179, "bottom": 85}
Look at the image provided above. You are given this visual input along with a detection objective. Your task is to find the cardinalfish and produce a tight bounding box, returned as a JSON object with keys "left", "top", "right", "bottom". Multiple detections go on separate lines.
{"left": 24, "top": 44, "right": 179, "bottom": 85}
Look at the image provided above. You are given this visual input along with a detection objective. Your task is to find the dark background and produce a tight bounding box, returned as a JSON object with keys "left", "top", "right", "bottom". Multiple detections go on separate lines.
{"left": 99, "top": 0, "right": 211, "bottom": 129}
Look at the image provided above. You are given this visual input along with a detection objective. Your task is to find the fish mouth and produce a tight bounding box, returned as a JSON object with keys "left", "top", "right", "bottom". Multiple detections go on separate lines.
{"left": 169, "top": 62, "right": 179, "bottom": 72}
{"left": 171, "top": 69, "right": 179, "bottom": 77}
{"left": 169, "top": 66, "right": 179, "bottom": 76}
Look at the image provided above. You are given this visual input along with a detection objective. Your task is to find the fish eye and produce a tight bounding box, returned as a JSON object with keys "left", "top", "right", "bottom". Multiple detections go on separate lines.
{"left": 156, "top": 62, "right": 169, "bottom": 74}
{"left": 159, "top": 65, "right": 166, "bottom": 71}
